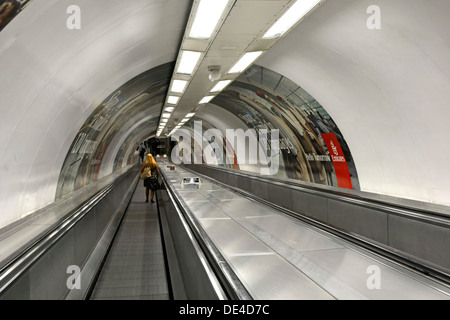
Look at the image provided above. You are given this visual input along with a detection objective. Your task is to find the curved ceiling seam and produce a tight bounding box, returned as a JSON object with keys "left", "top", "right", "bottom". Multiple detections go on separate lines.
{"left": 398, "top": 31, "right": 450, "bottom": 84}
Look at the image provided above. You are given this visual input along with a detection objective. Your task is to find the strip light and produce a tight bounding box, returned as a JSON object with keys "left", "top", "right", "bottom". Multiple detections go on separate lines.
{"left": 189, "top": 0, "right": 230, "bottom": 39}
{"left": 229, "top": 51, "right": 263, "bottom": 74}
{"left": 171, "top": 80, "right": 188, "bottom": 93}
{"left": 263, "top": 0, "right": 321, "bottom": 39}
{"left": 167, "top": 96, "right": 180, "bottom": 105}
{"left": 210, "top": 80, "right": 231, "bottom": 92}
{"left": 177, "top": 51, "right": 202, "bottom": 75}
{"left": 199, "top": 96, "right": 214, "bottom": 104}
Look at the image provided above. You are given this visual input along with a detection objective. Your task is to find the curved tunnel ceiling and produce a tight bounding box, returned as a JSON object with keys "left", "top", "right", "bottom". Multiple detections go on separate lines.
{"left": 0, "top": 0, "right": 191, "bottom": 227}
{"left": 0, "top": 0, "right": 449, "bottom": 230}
{"left": 55, "top": 62, "right": 173, "bottom": 199}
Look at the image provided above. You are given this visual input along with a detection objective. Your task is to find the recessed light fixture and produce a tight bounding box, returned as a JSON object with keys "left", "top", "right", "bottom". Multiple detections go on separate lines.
{"left": 228, "top": 51, "right": 263, "bottom": 74}
{"left": 177, "top": 51, "right": 202, "bottom": 75}
{"left": 167, "top": 96, "right": 180, "bottom": 105}
{"left": 210, "top": 80, "right": 231, "bottom": 92}
{"left": 263, "top": 0, "right": 321, "bottom": 39}
{"left": 189, "top": 0, "right": 230, "bottom": 39}
{"left": 162, "top": 113, "right": 171, "bottom": 118}
{"left": 199, "top": 96, "right": 214, "bottom": 104}
{"left": 164, "top": 106, "right": 175, "bottom": 112}
{"left": 171, "top": 80, "right": 188, "bottom": 93}
{"left": 186, "top": 113, "right": 195, "bottom": 118}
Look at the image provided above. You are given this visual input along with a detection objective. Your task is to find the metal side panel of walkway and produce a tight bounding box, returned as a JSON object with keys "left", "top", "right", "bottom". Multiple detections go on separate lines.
{"left": 160, "top": 163, "right": 450, "bottom": 300}
{"left": 89, "top": 181, "right": 170, "bottom": 300}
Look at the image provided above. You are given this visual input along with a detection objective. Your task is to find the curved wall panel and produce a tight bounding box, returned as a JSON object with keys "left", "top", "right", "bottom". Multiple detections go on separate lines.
{"left": 0, "top": 0, "right": 190, "bottom": 229}
{"left": 257, "top": 0, "right": 450, "bottom": 205}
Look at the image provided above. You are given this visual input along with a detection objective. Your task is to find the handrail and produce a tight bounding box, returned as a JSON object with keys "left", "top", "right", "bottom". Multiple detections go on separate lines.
{"left": 182, "top": 164, "right": 450, "bottom": 287}
{"left": 0, "top": 167, "right": 136, "bottom": 295}
{"left": 186, "top": 164, "right": 450, "bottom": 227}
{"left": 159, "top": 167, "right": 253, "bottom": 300}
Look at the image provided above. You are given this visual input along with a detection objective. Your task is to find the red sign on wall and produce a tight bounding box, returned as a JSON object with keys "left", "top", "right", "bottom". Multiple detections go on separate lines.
{"left": 321, "top": 133, "right": 353, "bottom": 189}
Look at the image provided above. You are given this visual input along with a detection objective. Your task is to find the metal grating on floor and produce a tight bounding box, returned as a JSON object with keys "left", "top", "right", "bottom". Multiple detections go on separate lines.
{"left": 90, "top": 183, "right": 170, "bottom": 300}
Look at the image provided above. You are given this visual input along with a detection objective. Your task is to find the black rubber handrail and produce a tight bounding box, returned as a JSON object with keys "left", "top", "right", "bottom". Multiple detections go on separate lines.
{"left": 0, "top": 167, "right": 136, "bottom": 295}
{"left": 159, "top": 167, "right": 252, "bottom": 300}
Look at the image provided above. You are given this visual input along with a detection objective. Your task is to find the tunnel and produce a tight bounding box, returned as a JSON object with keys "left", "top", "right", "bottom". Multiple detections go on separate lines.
{"left": 0, "top": 0, "right": 450, "bottom": 303}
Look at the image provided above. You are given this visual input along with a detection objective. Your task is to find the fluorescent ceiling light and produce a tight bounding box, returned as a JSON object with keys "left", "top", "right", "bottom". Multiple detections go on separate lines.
{"left": 189, "top": 0, "right": 229, "bottom": 39}
{"left": 164, "top": 106, "right": 175, "bottom": 112}
{"left": 180, "top": 119, "right": 189, "bottom": 123}
{"left": 171, "top": 80, "right": 188, "bottom": 93}
{"left": 186, "top": 113, "right": 195, "bottom": 118}
{"left": 263, "top": 0, "right": 321, "bottom": 39}
{"left": 167, "top": 96, "right": 180, "bottom": 105}
{"left": 177, "top": 51, "right": 201, "bottom": 74}
{"left": 161, "top": 118, "right": 168, "bottom": 123}
{"left": 210, "top": 80, "right": 232, "bottom": 92}
{"left": 162, "top": 113, "right": 171, "bottom": 118}
{"left": 199, "top": 96, "right": 214, "bottom": 104}
{"left": 228, "top": 51, "right": 263, "bottom": 74}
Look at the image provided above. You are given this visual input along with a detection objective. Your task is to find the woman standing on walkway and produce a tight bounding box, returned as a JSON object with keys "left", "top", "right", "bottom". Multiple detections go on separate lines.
{"left": 141, "top": 153, "right": 159, "bottom": 203}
